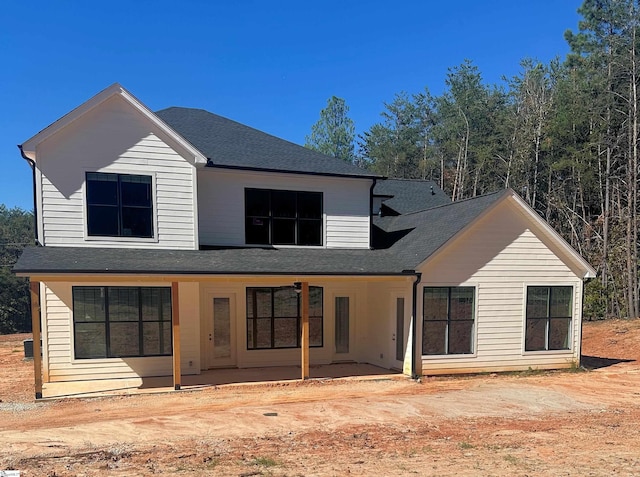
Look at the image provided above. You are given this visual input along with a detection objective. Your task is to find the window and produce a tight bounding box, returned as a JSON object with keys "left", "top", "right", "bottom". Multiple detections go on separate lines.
{"left": 86, "top": 172, "right": 153, "bottom": 238}
{"left": 73, "top": 286, "right": 172, "bottom": 359}
{"left": 423, "top": 287, "right": 475, "bottom": 355}
{"left": 335, "top": 297, "right": 349, "bottom": 354}
{"left": 246, "top": 286, "right": 323, "bottom": 349}
{"left": 245, "top": 189, "right": 322, "bottom": 246}
{"left": 525, "top": 286, "right": 572, "bottom": 351}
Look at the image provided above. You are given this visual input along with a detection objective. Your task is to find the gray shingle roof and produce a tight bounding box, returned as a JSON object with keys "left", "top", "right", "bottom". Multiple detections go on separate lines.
{"left": 156, "top": 107, "right": 379, "bottom": 179}
{"left": 14, "top": 191, "right": 507, "bottom": 276}
{"left": 373, "top": 179, "right": 451, "bottom": 215}
{"left": 14, "top": 246, "right": 408, "bottom": 275}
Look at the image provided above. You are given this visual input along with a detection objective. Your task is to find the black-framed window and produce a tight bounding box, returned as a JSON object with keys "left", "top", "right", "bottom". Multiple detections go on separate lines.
{"left": 246, "top": 286, "right": 323, "bottom": 349}
{"left": 86, "top": 172, "right": 153, "bottom": 238}
{"left": 245, "top": 189, "right": 322, "bottom": 246}
{"left": 423, "top": 287, "right": 475, "bottom": 355}
{"left": 525, "top": 286, "right": 572, "bottom": 351}
{"left": 73, "top": 286, "right": 172, "bottom": 359}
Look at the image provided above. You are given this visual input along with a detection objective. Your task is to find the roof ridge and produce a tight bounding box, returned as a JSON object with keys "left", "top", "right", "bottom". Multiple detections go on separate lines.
{"left": 396, "top": 189, "right": 507, "bottom": 217}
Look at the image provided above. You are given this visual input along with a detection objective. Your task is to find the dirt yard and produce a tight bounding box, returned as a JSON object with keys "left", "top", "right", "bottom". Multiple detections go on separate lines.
{"left": 1, "top": 320, "right": 639, "bottom": 476}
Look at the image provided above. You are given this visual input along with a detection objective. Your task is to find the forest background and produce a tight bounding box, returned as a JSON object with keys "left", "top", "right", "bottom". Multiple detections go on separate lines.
{"left": 1, "top": 0, "right": 637, "bottom": 332}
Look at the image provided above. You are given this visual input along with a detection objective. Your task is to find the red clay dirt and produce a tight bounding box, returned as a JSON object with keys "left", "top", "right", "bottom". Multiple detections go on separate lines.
{"left": 1, "top": 320, "right": 639, "bottom": 476}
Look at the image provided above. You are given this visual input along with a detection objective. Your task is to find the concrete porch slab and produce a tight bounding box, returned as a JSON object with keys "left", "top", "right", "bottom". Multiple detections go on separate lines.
{"left": 42, "top": 363, "right": 404, "bottom": 399}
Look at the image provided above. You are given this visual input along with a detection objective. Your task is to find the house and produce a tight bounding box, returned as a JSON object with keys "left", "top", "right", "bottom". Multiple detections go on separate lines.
{"left": 14, "top": 84, "right": 596, "bottom": 399}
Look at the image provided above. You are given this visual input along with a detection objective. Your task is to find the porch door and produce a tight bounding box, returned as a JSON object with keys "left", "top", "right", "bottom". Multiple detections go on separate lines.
{"left": 333, "top": 293, "right": 355, "bottom": 360}
{"left": 206, "top": 293, "right": 237, "bottom": 368}
{"left": 391, "top": 294, "right": 410, "bottom": 370}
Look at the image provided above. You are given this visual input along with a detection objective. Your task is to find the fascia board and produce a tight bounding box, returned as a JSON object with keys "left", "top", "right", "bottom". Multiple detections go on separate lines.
{"left": 507, "top": 192, "right": 597, "bottom": 279}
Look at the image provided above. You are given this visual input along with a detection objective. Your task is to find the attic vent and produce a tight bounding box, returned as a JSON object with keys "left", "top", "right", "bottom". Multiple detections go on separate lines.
{"left": 430, "top": 185, "right": 435, "bottom": 196}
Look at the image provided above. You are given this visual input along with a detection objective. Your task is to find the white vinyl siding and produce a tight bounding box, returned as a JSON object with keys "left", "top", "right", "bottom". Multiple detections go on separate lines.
{"left": 197, "top": 169, "right": 371, "bottom": 248}
{"left": 42, "top": 281, "right": 199, "bottom": 382}
{"left": 36, "top": 94, "right": 197, "bottom": 249}
{"left": 418, "top": 199, "right": 583, "bottom": 375}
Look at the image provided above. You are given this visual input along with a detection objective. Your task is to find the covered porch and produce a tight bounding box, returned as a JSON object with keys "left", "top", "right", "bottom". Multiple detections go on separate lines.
{"left": 40, "top": 362, "right": 403, "bottom": 399}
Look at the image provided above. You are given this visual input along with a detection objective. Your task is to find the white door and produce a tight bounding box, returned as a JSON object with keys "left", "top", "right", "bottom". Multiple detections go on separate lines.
{"left": 391, "top": 294, "right": 410, "bottom": 370}
{"left": 206, "top": 293, "right": 236, "bottom": 368}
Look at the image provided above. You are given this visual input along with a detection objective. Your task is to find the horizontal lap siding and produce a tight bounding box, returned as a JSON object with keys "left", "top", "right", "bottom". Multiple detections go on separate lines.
{"left": 37, "top": 94, "right": 196, "bottom": 249}
{"left": 198, "top": 169, "right": 371, "bottom": 248}
{"left": 419, "top": 200, "right": 582, "bottom": 375}
{"left": 42, "top": 281, "right": 199, "bottom": 382}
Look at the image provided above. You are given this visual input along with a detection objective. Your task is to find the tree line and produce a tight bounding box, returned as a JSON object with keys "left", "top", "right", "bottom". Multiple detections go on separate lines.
{"left": 305, "top": 0, "right": 640, "bottom": 320}
{"left": 0, "top": 205, "right": 33, "bottom": 333}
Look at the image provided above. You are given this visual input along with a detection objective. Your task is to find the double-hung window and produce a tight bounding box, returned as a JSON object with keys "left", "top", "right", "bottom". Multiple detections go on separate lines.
{"left": 86, "top": 172, "right": 153, "bottom": 238}
{"left": 73, "top": 286, "right": 172, "bottom": 359}
{"left": 423, "top": 287, "right": 475, "bottom": 355}
{"left": 246, "top": 286, "right": 323, "bottom": 349}
{"left": 525, "top": 286, "right": 573, "bottom": 351}
{"left": 245, "top": 189, "right": 322, "bottom": 246}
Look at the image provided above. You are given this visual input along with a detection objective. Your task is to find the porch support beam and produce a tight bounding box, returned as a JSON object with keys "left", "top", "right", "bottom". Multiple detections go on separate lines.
{"left": 29, "top": 281, "right": 43, "bottom": 399}
{"left": 301, "top": 281, "right": 309, "bottom": 380}
{"left": 171, "top": 282, "right": 181, "bottom": 390}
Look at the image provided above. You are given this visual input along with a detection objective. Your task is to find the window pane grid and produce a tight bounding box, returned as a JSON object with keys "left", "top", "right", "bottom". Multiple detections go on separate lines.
{"left": 86, "top": 172, "right": 153, "bottom": 238}
{"left": 246, "top": 286, "right": 323, "bottom": 349}
{"left": 73, "top": 286, "right": 172, "bottom": 359}
{"left": 423, "top": 287, "right": 475, "bottom": 355}
{"left": 525, "top": 286, "right": 572, "bottom": 351}
{"left": 245, "top": 189, "right": 322, "bottom": 246}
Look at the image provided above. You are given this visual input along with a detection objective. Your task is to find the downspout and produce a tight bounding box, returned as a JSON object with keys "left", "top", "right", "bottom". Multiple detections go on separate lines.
{"left": 411, "top": 271, "right": 422, "bottom": 379}
{"left": 369, "top": 178, "right": 377, "bottom": 249}
{"left": 18, "top": 145, "right": 41, "bottom": 246}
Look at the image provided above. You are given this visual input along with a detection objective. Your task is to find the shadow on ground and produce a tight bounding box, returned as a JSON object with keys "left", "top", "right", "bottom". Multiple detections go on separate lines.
{"left": 581, "top": 355, "right": 635, "bottom": 369}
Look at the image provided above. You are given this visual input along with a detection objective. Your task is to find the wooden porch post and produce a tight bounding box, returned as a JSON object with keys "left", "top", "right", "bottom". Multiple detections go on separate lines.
{"left": 171, "top": 282, "right": 181, "bottom": 390}
{"left": 301, "top": 282, "right": 309, "bottom": 380}
{"left": 29, "top": 281, "right": 43, "bottom": 399}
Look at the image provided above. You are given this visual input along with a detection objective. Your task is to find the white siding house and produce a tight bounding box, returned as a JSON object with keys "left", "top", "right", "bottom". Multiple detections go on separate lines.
{"left": 14, "top": 83, "right": 596, "bottom": 398}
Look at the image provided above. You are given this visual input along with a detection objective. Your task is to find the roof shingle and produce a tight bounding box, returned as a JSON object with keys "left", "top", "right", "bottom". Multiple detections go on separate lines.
{"left": 156, "top": 107, "right": 379, "bottom": 179}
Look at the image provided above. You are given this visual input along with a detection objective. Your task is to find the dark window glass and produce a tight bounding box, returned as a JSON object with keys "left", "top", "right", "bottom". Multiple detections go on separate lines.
{"left": 422, "top": 287, "right": 475, "bottom": 355}
{"left": 246, "top": 286, "right": 323, "bottom": 349}
{"left": 245, "top": 189, "right": 322, "bottom": 246}
{"left": 86, "top": 172, "right": 153, "bottom": 238}
{"left": 73, "top": 286, "right": 172, "bottom": 359}
{"left": 272, "top": 219, "right": 296, "bottom": 244}
{"left": 272, "top": 190, "right": 296, "bottom": 218}
{"left": 525, "top": 286, "right": 572, "bottom": 351}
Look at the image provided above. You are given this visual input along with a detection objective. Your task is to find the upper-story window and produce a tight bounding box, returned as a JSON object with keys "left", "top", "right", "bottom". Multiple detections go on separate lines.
{"left": 245, "top": 189, "right": 323, "bottom": 246}
{"left": 86, "top": 172, "right": 153, "bottom": 238}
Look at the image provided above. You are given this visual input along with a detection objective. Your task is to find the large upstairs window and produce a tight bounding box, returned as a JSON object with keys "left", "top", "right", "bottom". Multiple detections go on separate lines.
{"left": 86, "top": 172, "right": 153, "bottom": 238}
{"left": 245, "top": 189, "right": 322, "bottom": 246}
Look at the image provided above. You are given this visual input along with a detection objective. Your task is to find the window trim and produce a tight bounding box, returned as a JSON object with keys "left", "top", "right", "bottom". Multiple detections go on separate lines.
{"left": 421, "top": 284, "right": 478, "bottom": 359}
{"left": 244, "top": 188, "right": 324, "bottom": 247}
{"left": 83, "top": 169, "right": 159, "bottom": 243}
{"left": 522, "top": 284, "right": 575, "bottom": 354}
{"left": 72, "top": 286, "right": 173, "bottom": 360}
{"left": 246, "top": 286, "right": 324, "bottom": 350}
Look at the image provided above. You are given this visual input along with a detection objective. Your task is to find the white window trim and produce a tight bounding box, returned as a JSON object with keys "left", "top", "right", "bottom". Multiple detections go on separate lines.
{"left": 82, "top": 168, "right": 160, "bottom": 244}
{"left": 421, "top": 283, "right": 479, "bottom": 360}
{"left": 521, "top": 283, "right": 576, "bottom": 356}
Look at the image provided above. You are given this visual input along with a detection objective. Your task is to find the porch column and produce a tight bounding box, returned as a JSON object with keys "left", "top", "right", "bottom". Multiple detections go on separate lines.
{"left": 29, "top": 281, "right": 43, "bottom": 399}
{"left": 171, "top": 282, "right": 181, "bottom": 390}
{"left": 301, "top": 281, "right": 309, "bottom": 380}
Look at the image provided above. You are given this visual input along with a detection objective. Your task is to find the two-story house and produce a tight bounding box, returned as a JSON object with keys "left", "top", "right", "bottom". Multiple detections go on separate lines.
{"left": 14, "top": 84, "right": 595, "bottom": 398}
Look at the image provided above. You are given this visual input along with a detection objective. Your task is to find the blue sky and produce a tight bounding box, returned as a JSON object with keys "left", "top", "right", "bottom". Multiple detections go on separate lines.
{"left": 1, "top": 1, "right": 582, "bottom": 210}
